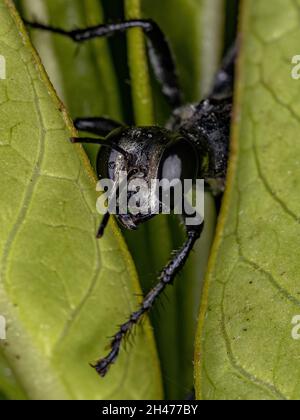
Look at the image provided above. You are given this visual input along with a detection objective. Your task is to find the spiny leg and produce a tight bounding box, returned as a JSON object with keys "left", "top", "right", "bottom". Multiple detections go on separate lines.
{"left": 25, "top": 19, "right": 182, "bottom": 108}
{"left": 74, "top": 117, "right": 123, "bottom": 137}
{"left": 92, "top": 224, "right": 204, "bottom": 377}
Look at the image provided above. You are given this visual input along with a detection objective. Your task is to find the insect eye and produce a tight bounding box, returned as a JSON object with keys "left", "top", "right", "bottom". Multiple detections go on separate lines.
{"left": 158, "top": 139, "right": 198, "bottom": 183}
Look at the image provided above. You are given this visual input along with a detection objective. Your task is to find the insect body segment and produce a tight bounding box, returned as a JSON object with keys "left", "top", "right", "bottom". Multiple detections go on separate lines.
{"left": 169, "top": 96, "right": 232, "bottom": 195}
{"left": 25, "top": 18, "right": 236, "bottom": 377}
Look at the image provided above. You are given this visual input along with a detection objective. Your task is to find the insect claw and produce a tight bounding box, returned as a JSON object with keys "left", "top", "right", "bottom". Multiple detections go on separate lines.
{"left": 92, "top": 360, "right": 109, "bottom": 378}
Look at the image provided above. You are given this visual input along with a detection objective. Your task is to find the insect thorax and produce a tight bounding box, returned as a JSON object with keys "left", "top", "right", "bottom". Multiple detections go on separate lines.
{"left": 167, "top": 97, "right": 232, "bottom": 195}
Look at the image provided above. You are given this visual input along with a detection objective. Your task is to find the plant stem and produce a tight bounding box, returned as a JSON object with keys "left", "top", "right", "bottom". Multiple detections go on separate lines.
{"left": 125, "top": 0, "right": 155, "bottom": 126}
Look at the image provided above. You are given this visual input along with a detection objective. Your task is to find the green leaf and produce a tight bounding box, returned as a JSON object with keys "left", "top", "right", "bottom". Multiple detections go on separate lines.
{"left": 0, "top": 352, "right": 26, "bottom": 400}
{"left": 20, "top": 0, "right": 122, "bottom": 168}
{"left": 125, "top": 0, "right": 222, "bottom": 399}
{"left": 0, "top": 0, "right": 162, "bottom": 400}
{"left": 195, "top": 0, "right": 300, "bottom": 400}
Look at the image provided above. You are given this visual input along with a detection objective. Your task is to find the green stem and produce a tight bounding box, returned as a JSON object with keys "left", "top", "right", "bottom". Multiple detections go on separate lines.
{"left": 125, "top": 0, "right": 155, "bottom": 125}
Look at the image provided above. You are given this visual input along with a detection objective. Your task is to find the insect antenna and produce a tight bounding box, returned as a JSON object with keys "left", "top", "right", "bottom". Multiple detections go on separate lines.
{"left": 70, "top": 137, "right": 131, "bottom": 160}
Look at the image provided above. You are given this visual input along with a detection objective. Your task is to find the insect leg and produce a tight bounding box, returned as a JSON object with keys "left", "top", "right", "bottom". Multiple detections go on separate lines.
{"left": 92, "top": 223, "right": 204, "bottom": 377}
{"left": 24, "top": 19, "right": 183, "bottom": 108}
{"left": 96, "top": 212, "right": 111, "bottom": 239}
{"left": 74, "top": 117, "right": 123, "bottom": 136}
{"left": 210, "top": 43, "right": 238, "bottom": 99}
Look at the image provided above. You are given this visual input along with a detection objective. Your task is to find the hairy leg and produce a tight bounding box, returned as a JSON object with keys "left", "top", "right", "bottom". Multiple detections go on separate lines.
{"left": 92, "top": 223, "right": 204, "bottom": 377}
{"left": 25, "top": 19, "right": 183, "bottom": 108}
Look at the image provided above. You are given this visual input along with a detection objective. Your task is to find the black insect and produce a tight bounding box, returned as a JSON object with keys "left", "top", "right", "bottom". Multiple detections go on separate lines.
{"left": 25, "top": 18, "right": 236, "bottom": 377}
